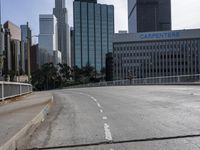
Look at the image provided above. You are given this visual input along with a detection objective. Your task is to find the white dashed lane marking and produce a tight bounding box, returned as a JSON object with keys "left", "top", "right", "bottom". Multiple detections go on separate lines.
{"left": 104, "top": 123, "right": 113, "bottom": 141}
{"left": 103, "top": 116, "right": 108, "bottom": 120}
{"left": 97, "top": 103, "right": 101, "bottom": 108}
{"left": 77, "top": 92, "right": 113, "bottom": 143}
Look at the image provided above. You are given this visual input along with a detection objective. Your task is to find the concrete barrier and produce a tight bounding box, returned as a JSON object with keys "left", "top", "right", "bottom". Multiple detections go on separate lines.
{"left": 0, "top": 96, "right": 54, "bottom": 150}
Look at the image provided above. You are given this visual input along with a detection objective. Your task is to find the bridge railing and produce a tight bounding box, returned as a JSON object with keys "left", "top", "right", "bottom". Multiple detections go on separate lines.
{"left": 68, "top": 74, "right": 200, "bottom": 88}
{"left": 0, "top": 82, "right": 32, "bottom": 101}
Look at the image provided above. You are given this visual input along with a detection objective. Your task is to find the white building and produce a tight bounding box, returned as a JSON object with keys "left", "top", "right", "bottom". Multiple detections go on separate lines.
{"left": 113, "top": 29, "right": 200, "bottom": 80}
{"left": 39, "top": 14, "right": 61, "bottom": 66}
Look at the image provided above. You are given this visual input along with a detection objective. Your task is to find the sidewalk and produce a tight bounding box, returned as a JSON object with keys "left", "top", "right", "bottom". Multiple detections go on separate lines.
{"left": 0, "top": 92, "right": 53, "bottom": 149}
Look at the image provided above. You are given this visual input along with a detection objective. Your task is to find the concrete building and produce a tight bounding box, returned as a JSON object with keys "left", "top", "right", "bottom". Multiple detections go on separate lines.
{"left": 106, "top": 52, "right": 113, "bottom": 81}
{"left": 4, "top": 21, "right": 21, "bottom": 41}
{"left": 4, "top": 28, "right": 11, "bottom": 74}
{"left": 0, "top": 26, "right": 4, "bottom": 56}
{"left": 53, "top": 50, "right": 62, "bottom": 65}
{"left": 21, "top": 23, "right": 32, "bottom": 74}
{"left": 0, "top": 25, "right": 4, "bottom": 78}
{"left": 128, "top": 0, "right": 171, "bottom": 33}
{"left": 30, "top": 44, "right": 39, "bottom": 73}
{"left": 113, "top": 29, "right": 200, "bottom": 80}
{"left": 53, "top": 0, "right": 70, "bottom": 65}
{"left": 39, "top": 14, "right": 60, "bottom": 66}
{"left": 70, "top": 27, "right": 75, "bottom": 67}
{"left": 4, "top": 21, "right": 21, "bottom": 75}
{"left": 10, "top": 40, "right": 20, "bottom": 74}
{"left": 73, "top": 0, "right": 114, "bottom": 73}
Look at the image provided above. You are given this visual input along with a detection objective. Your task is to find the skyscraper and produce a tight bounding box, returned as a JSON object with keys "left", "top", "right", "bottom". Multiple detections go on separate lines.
{"left": 4, "top": 21, "right": 21, "bottom": 75}
{"left": 128, "top": 0, "right": 171, "bottom": 33}
{"left": 39, "top": 15, "right": 61, "bottom": 66}
{"left": 73, "top": 0, "right": 114, "bottom": 73}
{"left": 39, "top": 15, "right": 57, "bottom": 56}
{"left": 53, "top": 0, "right": 70, "bottom": 66}
{"left": 21, "top": 23, "right": 32, "bottom": 74}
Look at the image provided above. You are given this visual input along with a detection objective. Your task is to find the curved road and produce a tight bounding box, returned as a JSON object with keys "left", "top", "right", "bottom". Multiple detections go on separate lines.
{"left": 28, "top": 86, "right": 200, "bottom": 150}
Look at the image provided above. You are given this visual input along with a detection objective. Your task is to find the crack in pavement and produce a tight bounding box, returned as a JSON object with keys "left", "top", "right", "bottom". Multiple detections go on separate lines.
{"left": 27, "top": 133, "right": 200, "bottom": 150}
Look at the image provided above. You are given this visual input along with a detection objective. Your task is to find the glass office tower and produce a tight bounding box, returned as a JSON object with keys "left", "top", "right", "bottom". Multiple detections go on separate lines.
{"left": 73, "top": 0, "right": 114, "bottom": 73}
{"left": 128, "top": 0, "right": 171, "bottom": 33}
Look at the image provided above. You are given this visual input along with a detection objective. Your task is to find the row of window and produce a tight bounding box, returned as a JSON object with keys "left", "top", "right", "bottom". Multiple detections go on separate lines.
{"left": 114, "top": 40, "right": 199, "bottom": 51}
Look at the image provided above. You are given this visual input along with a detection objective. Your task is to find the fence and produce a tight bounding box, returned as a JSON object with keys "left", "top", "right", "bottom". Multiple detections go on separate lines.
{"left": 0, "top": 82, "right": 32, "bottom": 101}
{"left": 68, "top": 74, "right": 200, "bottom": 89}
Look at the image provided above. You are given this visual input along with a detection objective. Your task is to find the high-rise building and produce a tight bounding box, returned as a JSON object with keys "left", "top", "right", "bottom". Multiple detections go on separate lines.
{"left": 39, "top": 14, "right": 61, "bottom": 66}
{"left": 4, "top": 21, "right": 21, "bottom": 75}
{"left": 4, "top": 28, "right": 11, "bottom": 74}
{"left": 21, "top": 23, "right": 32, "bottom": 74}
{"left": 53, "top": 0, "right": 70, "bottom": 66}
{"left": 4, "top": 21, "right": 21, "bottom": 41}
{"left": 0, "top": 26, "right": 4, "bottom": 78}
{"left": 70, "top": 27, "right": 75, "bottom": 67}
{"left": 30, "top": 44, "right": 39, "bottom": 73}
{"left": 0, "top": 27, "right": 4, "bottom": 56}
{"left": 73, "top": 0, "right": 114, "bottom": 73}
{"left": 128, "top": 0, "right": 171, "bottom": 33}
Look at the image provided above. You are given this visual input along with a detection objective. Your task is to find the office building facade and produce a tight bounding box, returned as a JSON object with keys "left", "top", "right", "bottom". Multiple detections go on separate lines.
{"left": 21, "top": 23, "right": 32, "bottom": 73}
{"left": 3, "top": 28, "right": 11, "bottom": 74}
{"left": 4, "top": 21, "right": 22, "bottom": 75}
{"left": 30, "top": 44, "right": 39, "bottom": 73}
{"left": 70, "top": 27, "right": 75, "bottom": 67}
{"left": 73, "top": 0, "right": 114, "bottom": 73}
{"left": 39, "top": 15, "right": 61, "bottom": 66}
{"left": 128, "top": 0, "right": 171, "bottom": 33}
{"left": 0, "top": 26, "right": 4, "bottom": 78}
{"left": 113, "top": 29, "right": 200, "bottom": 80}
{"left": 53, "top": 0, "right": 70, "bottom": 65}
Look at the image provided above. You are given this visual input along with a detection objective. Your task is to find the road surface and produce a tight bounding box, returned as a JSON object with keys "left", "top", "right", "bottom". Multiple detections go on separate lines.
{"left": 27, "top": 86, "right": 200, "bottom": 150}
{"left": 0, "top": 92, "right": 52, "bottom": 147}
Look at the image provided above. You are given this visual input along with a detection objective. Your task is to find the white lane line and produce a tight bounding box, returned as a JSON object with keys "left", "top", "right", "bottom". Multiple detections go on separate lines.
{"left": 104, "top": 123, "right": 113, "bottom": 141}
{"left": 110, "top": 149, "right": 114, "bottom": 150}
{"left": 91, "top": 96, "right": 97, "bottom": 102}
{"left": 103, "top": 116, "right": 108, "bottom": 120}
{"left": 100, "top": 109, "right": 103, "bottom": 113}
{"left": 97, "top": 103, "right": 101, "bottom": 108}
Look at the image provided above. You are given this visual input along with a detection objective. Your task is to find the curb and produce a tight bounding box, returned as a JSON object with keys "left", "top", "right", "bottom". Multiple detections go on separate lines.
{"left": 0, "top": 96, "right": 54, "bottom": 150}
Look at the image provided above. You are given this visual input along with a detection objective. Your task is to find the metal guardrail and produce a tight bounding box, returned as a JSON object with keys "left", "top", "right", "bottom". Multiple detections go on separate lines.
{"left": 0, "top": 82, "right": 32, "bottom": 101}
{"left": 68, "top": 74, "right": 200, "bottom": 89}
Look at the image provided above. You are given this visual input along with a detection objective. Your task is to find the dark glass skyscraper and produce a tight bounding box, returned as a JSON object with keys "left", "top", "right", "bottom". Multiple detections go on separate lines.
{"left": 73, "top": 0, "right": 114, "bottom": 73}
{"left": 53, "top": 0, "right": 70, "bottom": 65}
{"left": 128, "top": 0, "right": 171, "bottom": 33}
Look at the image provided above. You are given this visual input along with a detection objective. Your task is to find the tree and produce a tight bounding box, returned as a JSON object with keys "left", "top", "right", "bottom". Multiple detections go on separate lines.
{"left": 31, "top": 69, "right": 45, "bottom": 90}
{"left": 31, "top": 63, "right": 62, "bottom": 91}
{"left": 58, "top": 63, "right": 72, "bottom": 82}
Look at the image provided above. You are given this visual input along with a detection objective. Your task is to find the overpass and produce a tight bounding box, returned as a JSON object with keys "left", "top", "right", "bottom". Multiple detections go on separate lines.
{"left": 25, "top": 85, "right": 200, "bottom": 150}
{"left": 1, "top": 78, "right": 200, "bottom": 150}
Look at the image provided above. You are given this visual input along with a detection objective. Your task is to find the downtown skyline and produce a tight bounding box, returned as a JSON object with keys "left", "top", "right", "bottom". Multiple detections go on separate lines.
{"left": 1, "top": 0, "right": 200, "bottom": 37}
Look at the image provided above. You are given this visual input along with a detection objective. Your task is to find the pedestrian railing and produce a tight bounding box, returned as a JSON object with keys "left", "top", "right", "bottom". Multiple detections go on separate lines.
{"left": 68, "top": 74, "right": 200, "bottom": 89}
{"left": 0, "top": 82, "right": 32, "bottom": 101}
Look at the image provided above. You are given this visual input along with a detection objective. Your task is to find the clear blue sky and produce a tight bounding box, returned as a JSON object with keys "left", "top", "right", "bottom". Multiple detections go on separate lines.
{"left": 2, "top": 0, "right": 200, "bottom": 37}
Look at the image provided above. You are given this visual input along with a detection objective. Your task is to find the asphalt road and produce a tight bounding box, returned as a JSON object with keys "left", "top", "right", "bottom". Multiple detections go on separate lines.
{"left": 27, "top": 86, "right": 200, "bottom": 150}
{"left": 0, "top": 92, "right": 52, "bottom": 147}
